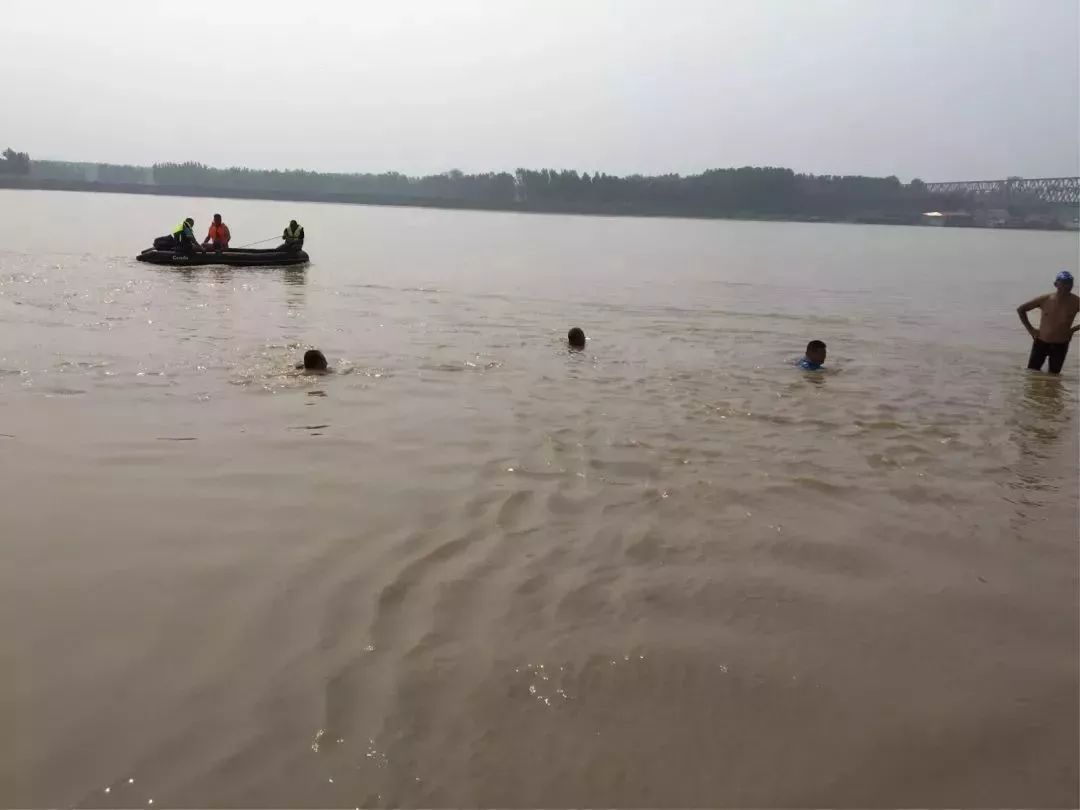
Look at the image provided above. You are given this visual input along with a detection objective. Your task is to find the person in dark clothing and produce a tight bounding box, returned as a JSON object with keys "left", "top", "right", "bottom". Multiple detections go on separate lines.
{"left": 172, "top": 217, "right": 201, "bottom": 255}
{"left": 280, "top": 220, "right": 305, "bottom": 252}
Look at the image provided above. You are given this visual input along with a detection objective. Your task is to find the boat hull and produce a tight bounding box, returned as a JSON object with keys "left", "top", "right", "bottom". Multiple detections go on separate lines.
{"left": 136, "top": 248, "right": 309, "bottom": 267}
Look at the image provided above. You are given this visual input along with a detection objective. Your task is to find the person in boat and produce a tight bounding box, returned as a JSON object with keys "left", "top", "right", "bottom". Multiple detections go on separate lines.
{"left": 152, "top": 218, "right": 198, "bottom": 252}
{"left": 203, "top": 214, "right": 231, "bottom": 251}
{"left": 280, "top": 220, "right": 305, "bottom": 253}
{"left": 295, "top": 349, "right": 329, "bottom": 373}
{"left": 172, "top": 217, "right": 201, "bottom": 255}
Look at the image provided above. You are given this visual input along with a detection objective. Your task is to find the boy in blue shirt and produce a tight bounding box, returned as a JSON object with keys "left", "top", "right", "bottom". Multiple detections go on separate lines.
{"left": 797, "top": 340, "right": 827, "bottom": 370}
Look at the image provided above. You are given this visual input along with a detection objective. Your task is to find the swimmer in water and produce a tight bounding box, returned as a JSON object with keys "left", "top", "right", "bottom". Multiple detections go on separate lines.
{"left": 797, "top": 340, "right": 827, "bottom": 370}
{"left": 568, "top": 327, "right": 586, "bottom": 349}
{"left": 296, "top": 349, "right": 330, "bottom": 374}
{"left": 1017, "top": 270, "right": 1080, "bottom": 374}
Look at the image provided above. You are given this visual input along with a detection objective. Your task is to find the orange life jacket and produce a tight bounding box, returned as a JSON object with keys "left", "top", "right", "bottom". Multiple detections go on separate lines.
{"left": 207, "top": 222, "right": 231, "bottom": 244}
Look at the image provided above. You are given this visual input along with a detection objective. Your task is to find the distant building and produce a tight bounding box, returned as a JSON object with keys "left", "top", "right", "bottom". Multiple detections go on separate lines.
{"left": 974, "top": 208, "right": 1010, "bottom": 227}
{"left": 921, "top": 211, "right": 974, "bottom": 227}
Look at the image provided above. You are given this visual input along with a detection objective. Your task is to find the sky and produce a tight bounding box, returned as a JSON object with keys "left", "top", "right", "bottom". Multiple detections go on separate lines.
{"left": 2, "top": 0, "right": 1077, "bottom": 181}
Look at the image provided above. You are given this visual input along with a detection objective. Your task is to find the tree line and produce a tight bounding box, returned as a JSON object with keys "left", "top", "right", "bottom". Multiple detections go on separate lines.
{"left": 12, "top": 146, "right": 973, "bottom": 219}
{"left": 151, "top": 162, "right": 518, "bottom": 204}
{"left": 0, "top": 148, "right": 31, "bottom": 175}
{"left": 147, "top": 162, "right": 954, "bottom": 216}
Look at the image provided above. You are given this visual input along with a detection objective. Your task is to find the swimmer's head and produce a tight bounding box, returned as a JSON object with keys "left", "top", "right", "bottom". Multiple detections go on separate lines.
{"left": 568, "top": 327, "right": 586, "bottom": 349}
{"left": 302, "top": 349, "right": 328, "bottom": 371}
{"left": 805, "top": 339, "right": 827, "bottom": 366}
{"left": 1055, "top": 270, "right": 1074, "bottom": 291}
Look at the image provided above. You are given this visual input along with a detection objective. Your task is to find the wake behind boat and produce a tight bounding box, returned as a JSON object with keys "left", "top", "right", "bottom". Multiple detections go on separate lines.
{"left": 136, "top": 247, "right": 310, "bottom": 267}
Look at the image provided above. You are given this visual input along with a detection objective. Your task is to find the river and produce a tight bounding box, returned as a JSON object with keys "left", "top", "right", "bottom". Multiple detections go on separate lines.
{"left": 1, "top": 189, "right": 1077, "bottom": 807}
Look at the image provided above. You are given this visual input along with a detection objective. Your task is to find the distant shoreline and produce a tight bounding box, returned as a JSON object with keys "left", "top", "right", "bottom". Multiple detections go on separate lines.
{"left": 0, "top": 176, "right": 1070, "bottom": 231}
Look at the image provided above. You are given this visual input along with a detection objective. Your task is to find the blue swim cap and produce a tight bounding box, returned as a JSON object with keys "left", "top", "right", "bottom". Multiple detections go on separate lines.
{"left": 1056, "top": 270, "right": 1074, "bottom": 284}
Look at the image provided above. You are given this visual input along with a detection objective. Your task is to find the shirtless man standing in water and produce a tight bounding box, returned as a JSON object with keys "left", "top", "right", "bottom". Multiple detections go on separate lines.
{"left": 1017, "top": 270, "right": 1080, "bottom": 374}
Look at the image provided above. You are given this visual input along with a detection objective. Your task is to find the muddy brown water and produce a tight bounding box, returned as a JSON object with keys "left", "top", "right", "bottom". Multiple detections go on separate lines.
{"left": 1, "top": 190, "right": 1077, "bottom": 807}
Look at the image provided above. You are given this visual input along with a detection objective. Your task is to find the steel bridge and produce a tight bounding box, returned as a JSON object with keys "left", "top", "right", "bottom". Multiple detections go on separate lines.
{"left": 924, "top": 176, "right": 1079, "bottom": 204}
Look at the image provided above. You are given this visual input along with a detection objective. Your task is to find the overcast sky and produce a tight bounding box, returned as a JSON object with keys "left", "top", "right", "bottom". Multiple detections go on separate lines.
{"left": 3, "top": 0, "right": 1077, "bottom": 180}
